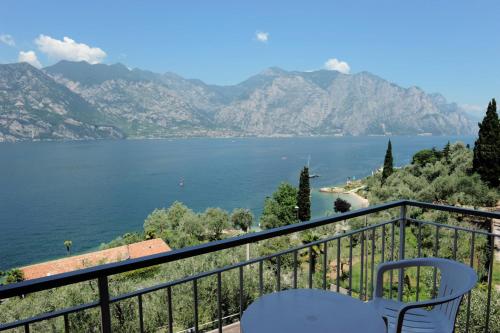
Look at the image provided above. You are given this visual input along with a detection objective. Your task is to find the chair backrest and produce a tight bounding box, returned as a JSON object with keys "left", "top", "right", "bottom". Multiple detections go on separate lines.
{"left": 426, "top": 259, "right": 477, "bottom": 329}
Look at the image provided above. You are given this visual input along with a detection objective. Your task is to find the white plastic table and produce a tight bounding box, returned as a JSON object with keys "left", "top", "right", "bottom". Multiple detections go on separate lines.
{"left": 241, "top": 289, "right": 387, "bottom": 333}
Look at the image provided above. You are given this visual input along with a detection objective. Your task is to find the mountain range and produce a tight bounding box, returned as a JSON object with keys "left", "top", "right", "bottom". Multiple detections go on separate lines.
{"left": 0, "top": 60, "right": 475, "bottom": 142}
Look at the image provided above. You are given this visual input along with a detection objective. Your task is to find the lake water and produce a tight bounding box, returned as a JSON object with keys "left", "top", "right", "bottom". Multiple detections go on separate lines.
{"left": 0, "top": 136, "right": 473, "bottom": 270}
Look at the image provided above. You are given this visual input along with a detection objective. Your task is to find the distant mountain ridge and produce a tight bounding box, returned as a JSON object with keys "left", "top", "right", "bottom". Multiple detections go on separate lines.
{"left": 0, "top": 60, "right": 475, "bottom": 142}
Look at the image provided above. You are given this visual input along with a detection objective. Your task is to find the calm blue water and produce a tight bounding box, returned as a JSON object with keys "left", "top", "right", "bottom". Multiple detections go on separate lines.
{"left": 0, "top": 136, "right": 473, "bottom": 270}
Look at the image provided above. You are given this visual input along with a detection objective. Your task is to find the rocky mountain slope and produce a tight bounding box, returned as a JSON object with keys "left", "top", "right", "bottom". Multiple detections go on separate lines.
{"left": 0, "top": 60, "right": 475, "bottom": 142}
{"left": 0, "top": 63, "right": 123, "bottom": 142}
{"left": 214, "top": 68, "right": 474, "bottom": 136}
{"left": 45, "top": 61, "right": 230, "bottom": 138}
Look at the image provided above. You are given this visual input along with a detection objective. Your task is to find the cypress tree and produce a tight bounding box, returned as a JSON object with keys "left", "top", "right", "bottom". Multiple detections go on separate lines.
{"left": 297, "top": 166, "right": 311, "bottom": 221}
{"left": 473, "top": 99, "right": 500, "bottom": 187}
{"left": 382, "top": 140, "right": 394, "bottom": 182}
{"left": 443, "top": 141, "right": 451, "bottom": 163}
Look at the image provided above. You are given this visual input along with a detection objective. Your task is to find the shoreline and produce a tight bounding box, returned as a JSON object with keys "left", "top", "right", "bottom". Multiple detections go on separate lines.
{"left": 348, "top": 190, "right": 369, "bottom": 208}
{"left": 0, "top": 134, "right": 476, "bottom": 145}
{"left": 318, "top": 184, "right": 369, "bottom": 208}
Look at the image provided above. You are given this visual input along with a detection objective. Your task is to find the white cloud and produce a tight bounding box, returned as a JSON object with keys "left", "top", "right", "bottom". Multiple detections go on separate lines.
{"left": 35, "top": 35, "right": 106, "bottom": 64}
{"left": 255, "top": 31, "right": 269, "bottom": 43}
{"left": 324, "top": 58, "right": 350, "bottom": 74}
{"left": 0, "top": 34, "right": 15, "bottom": 46}
{"left": 18, "top": 50, "right": 42, "bottom": 68}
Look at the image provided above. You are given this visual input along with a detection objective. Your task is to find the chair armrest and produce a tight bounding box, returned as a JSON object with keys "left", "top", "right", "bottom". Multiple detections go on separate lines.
{"left": 395, "top": 294, "right": 462, "bottom": 333}
{"left": 374, "top": 258, "right": 446, "bottom": 298}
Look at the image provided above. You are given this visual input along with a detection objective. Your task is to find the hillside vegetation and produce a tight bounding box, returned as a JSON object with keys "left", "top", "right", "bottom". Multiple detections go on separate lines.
{"left": 364, "top": 142, "right": 498, "bottom": 208}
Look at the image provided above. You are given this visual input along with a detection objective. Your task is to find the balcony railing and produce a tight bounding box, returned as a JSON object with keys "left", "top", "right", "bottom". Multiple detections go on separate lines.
{"left": 0, "top": 200, "right": 498, "bottom": 333}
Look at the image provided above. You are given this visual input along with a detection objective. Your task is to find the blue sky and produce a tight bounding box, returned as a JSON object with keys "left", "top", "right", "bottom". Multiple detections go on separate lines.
{"left": 0, "top": 1, "right": 498, "bottom": 111}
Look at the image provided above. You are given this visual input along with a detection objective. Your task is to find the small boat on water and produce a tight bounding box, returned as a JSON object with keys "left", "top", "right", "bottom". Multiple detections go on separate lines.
{"left": 179, "top": 178, "right": 184, "bottom": 187}
{"left": 309, "top": 174, "right": 320, "bottom": 179}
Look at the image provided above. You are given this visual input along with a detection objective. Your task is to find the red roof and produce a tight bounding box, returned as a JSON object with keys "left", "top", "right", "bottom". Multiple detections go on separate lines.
{"left": 21, "top": 239, "right": 171, "bottom": 280}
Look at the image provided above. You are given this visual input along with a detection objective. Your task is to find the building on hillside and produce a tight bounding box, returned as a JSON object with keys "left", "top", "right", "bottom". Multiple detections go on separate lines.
{"left": 20, "top": 239, "right": 171, "bottom": 280}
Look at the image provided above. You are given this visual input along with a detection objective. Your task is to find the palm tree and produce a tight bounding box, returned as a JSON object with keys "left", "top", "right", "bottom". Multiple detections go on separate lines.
{"left": 301, "top": 231, "right": 323, "bottom": 274}
{"left": 64, "top": 240, "right": 73, "bottom": 256}
{"left": 231, "top": 208, "right": 254, "bottom": 260}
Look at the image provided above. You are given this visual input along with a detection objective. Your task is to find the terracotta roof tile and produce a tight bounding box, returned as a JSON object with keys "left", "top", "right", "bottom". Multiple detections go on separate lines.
{"left": 21, "top": 239, "right": 171, "bottom": 280}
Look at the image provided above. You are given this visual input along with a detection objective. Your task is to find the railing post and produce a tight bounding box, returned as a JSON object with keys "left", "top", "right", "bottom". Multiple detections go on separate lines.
{"left": 398, "top": 204, "right": 406, "bottom": 302}
{"left": 98, "top": 276, "right": 112, "bottom": 333}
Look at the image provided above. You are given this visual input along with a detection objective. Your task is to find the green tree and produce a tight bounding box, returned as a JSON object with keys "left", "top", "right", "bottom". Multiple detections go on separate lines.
{"left": 202, "top": 208, "right": 230, "bottom": 241}
{"left": 143, "top": 202, "right": 194, "bottom": 238}
{"left": 412, "top": 148, "right": 441, "bottom": 167}
{"left": 300, "top": 231, "right": 322, "bottom": 274}
{"left": 258, "top": 236, "right": 295, "bottom": 271}
{"left": 177, "top": 212, "right": 206, "bottom": 246}
{"left": 334, "top": 198, "right": 351, "bottom": 213}
{"left": 297, "top": 166, "right": 311, "bottom": 221}
{"left": 231, "top": 208, "right": 254, "bottom": 260}
{"left": 5, "top": 269, "right": 24, "bottom": 284}
{"left": 443, "top": 141, "right": 451, "bottom": 163}
{"left": 259, "top": 213, "right": 281, "bottom": 230}
{"left": 230, "top": 208, "right": 253, "bottom": 232}
{"left": 64, "top": 240, "right": 72, "bottom": 256}
{"left": 382, "top": 140, "right": 393, "bottom": 182}
{"left": 260, "top": 183, "right": 298, "bottom": 229}
{"left": 143, "top": 208, "right": 169, "bottom": 238}
{"left": 473, "top": 98, "right": 500, "bottom": 187}
{"left": 164, "top": 201, "right": 193, "bottom": 229}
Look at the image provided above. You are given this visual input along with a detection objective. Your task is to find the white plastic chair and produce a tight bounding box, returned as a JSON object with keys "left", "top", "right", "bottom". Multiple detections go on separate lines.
{"left": 369, "top": 258, "right": 477, "bottom": 333}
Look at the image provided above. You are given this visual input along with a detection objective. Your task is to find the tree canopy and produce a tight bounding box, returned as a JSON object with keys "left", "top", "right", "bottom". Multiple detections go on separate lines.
{"left": 4, "top": 269, "right": 24, "bottom": 284}
{"left": 142, "top": 202, "right": 231, "bottom": 247}
{"left": 443, "top": 141, "right": 451, "bottom": 163}
{"left": 381, "top": 140, "right": 393, "bottom": 182}
{"left": 202, "top": 208, "right": 230, "bottom": 241}
{"left": 334, "top": 198, "right": 351, "bottom": 213}
{"left": 231, "top": 208, "right": 253, "bottom": 232}
{"left": 473, "top": 98, "right": 500, "bottom": 187}
{"left": 260, "top": 182, "right": 298, "bottom": 229}
{"left": 297, "top": 166, "right": 311, "bottom": 221}
{"left": 412, "top": 148, "right": 442, "bottom": 167}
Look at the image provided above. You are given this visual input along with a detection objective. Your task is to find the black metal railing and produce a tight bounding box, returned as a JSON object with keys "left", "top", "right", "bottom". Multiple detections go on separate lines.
{"left": 0, "top": 200, "right": 498, "bottom": 333}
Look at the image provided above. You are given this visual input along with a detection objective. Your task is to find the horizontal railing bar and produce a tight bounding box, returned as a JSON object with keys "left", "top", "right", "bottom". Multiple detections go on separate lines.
{"left": 0, "top": 300, "right": 99, "bottom": 331}
{"left": 0, "top": 201, "right": 405, "bottom": 299}
{"left": 409, "top": 218, "right": 500, "bottom": 237}
{"left": 111, "top": 219, "right": 398, "bottom": 302}
{"left": 405, "top": 200, "right": 500, "bottom": 219}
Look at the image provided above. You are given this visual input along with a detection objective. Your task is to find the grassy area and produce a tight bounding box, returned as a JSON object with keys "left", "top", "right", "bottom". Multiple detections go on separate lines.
{"left": 493, "top": 260, "right": 500, "bottom": 286}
